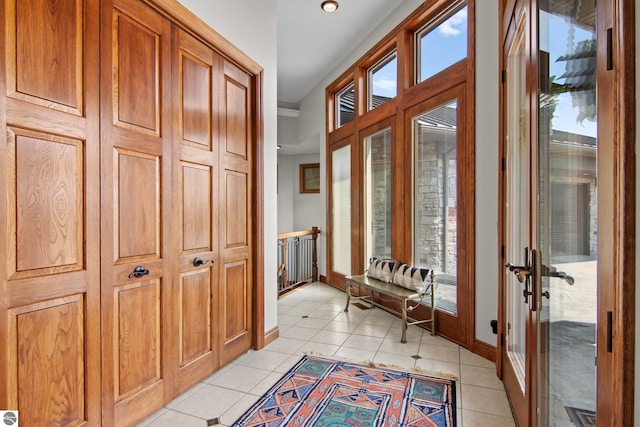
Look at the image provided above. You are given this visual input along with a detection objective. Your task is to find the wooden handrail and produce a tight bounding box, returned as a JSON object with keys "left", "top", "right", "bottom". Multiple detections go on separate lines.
{"left": 277, "top": 228, "right": 318, "bottom": 239}
{"left": 278, "top": 227, "right": 321, "bottom": 286}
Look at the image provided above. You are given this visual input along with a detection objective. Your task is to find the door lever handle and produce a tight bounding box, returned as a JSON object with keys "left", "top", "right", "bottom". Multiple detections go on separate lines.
{"left": 129, "top": 265, "right": 150, "bottom": 279}
{"left": 505, "top": 262, "right": 531, "bottom": 283}
{"left": 193, "top": 257, "right": 214, "bottom": 267}
{"left": 541, "top": 264, "right": 574, "bottom": 285}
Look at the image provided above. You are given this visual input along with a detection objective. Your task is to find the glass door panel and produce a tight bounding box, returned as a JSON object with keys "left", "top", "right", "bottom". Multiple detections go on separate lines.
{"left": 505, "top": 14, "right": 529, "bottom": 391}
{"left": 412, "top": 100, "right": 458, "bottom": 314}
{"left": 502, "top": 9, "right": 531, "bottom": 425}
{"left": 537, "top": 1, "right": 597, "bottom": 425}
{"left": 364, "top": 128, "right": 392, "bottom": 261}
{"left": 331, "top": 145, "right": 352, "bottom": 275}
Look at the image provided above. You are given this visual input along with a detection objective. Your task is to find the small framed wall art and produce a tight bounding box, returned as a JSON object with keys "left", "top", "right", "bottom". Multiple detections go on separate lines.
{"left": 299, "top": 163, "right": 320, "bottom": 193}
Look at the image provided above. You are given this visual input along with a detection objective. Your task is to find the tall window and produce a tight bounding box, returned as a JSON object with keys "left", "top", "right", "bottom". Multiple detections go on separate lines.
{"left": 326, "top": 0, "right": 473, "bottom": 344}
{"left": 413, "top": 100, "right": 458, "bottom": 314}
{"left": 364, "top": 128, "right": 392, "bottom": 261}
{"left": 331, "top": 145, "right": 351, "bottom": 274}
{"left": 416, "top": 4, "right": 467, "bottom": 83}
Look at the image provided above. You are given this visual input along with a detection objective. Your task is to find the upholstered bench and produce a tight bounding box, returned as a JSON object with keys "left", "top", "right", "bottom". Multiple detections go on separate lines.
{"left": 344, "top": 261, "right": 437, "bottom": 343}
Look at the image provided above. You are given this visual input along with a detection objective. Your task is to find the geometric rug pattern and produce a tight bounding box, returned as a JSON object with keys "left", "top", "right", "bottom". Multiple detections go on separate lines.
{"left": 232, "top": 355, "right": 456, "bottom": 426}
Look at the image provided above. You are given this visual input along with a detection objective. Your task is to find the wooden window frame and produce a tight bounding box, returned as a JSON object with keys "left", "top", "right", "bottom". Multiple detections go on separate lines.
{"left": 326, "top": 0, "right": 477, "bottom": 352}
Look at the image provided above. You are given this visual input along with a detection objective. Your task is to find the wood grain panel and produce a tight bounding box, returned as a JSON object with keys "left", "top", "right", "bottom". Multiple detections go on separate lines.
{"left": 7, "top": 128, "right": 83, "bottom": 278}
{"left": 224, "top": 77, "right": 247, "bottom": 158}
{"left": 7, "top": 0, "right": 83, "bottom": 113}
{"left": 101, "top": 1, "right": 172, "bottom": 423}
{"left": 223, "top": 261, "right": 248, "bottom": 342}
{"left": 179, "top": 270, "right": 211, "bottom": 365}
{"left": 113, "top": 11, "right": 160, "bottom": 133}
{"left": 115, "top": 280, "right": 160, "bottom": 400}
{"left": 181, "top": 54, "right": 211, "bottom": 147}
{"left": 10, "top": 296, "right": 85, "bottom": 426}
{"left": 115, "top": 149, "right": 160, "bottom": 261}
{"left": 225, "top": 172, "right": 247, "bottom": 247}
{"left": 172, "top": 28, "right": 220, "bottom": 395}
{"left": 182, "top": 162, "right": 211, "bottom": 252}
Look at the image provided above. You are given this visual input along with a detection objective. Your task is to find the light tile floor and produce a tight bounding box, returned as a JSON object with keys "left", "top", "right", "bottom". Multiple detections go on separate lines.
{"left": 137, "top": 282, "right": 516, "bottom": 427}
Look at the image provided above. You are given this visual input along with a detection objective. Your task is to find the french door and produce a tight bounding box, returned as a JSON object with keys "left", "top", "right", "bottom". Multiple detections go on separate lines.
{"left": 501, "top": 0, "right": 607, "bottom": 425}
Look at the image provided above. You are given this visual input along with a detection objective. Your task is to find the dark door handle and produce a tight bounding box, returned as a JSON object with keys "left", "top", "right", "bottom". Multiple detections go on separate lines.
{"left": 129, "top": 265, "right": 150, "bottom": 279}
{"left": 193, "top": 257, "right": 213, "bottom": 267}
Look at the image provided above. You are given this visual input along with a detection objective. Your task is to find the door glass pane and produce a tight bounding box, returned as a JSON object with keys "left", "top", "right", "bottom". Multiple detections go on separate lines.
{"left": 364, "top": 128, "right": 392, "bottom": 261}
{"left": 505, "top": 14, "right": 528, "bottom": 392}
{"left": 368, "top": 53, "right": 397, "bottom": 111}
{"left": 538, "top": 1, "right": 597, "bottom": 424}
{"left": 332, "top": 145, "right": 352, "bottom": 275}
{"left": 413, "top": 100, "right": 457, "bottom": 314}
{"left": 416, "top": 3, "right": 467, "bottom": 83}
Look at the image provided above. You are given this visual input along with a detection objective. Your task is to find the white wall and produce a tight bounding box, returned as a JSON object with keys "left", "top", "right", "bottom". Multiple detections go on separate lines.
{"left": 277, "top": 155, "right": 294, "bottom": 233}
{"left": 177, "top": 0, "right": 279, "bottom": 331}
{"left": 296, "top": 0, "right": 499, "bottom": 346}
{"left": 291, "top": 154, "right": 323, "bottom": 231}
{"left": 474, "top": 0, "right": 500, "bottom": 345}
{"left": 298, "top": 0, "right": 425, "bottom": 280}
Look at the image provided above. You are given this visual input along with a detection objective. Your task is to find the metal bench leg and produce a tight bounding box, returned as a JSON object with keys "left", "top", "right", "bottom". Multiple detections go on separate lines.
{"left": 431, "top": 285, "right": 436, "bottom": 336}
{"left": 401, "top": 299, "right": 408, "bottom": 343}
{"left": 344, "top": 281, "right": 351, "bottom": 312}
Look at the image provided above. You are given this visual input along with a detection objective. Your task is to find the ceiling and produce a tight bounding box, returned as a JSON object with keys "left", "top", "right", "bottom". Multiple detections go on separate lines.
{"left": 276, "top": 0, "right": 409, "bottom": 108}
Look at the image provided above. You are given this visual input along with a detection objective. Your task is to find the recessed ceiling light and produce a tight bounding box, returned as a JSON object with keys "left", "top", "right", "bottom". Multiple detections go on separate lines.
{"left": 321, "top": 1, "right": 339, "bottom": 13}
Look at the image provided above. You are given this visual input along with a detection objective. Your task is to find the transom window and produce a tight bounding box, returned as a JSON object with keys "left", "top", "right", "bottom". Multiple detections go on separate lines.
{"left": 335, "top": 82, "right": 355, "bottom": 128}
{"left": 368, "top": 52, "right": 397, "bottom": 111}
{"left": 416, "top": 3, "right": 468, "bottom": 83}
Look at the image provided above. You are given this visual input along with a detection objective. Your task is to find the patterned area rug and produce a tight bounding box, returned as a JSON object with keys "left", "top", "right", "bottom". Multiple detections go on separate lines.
{"left": 232, "top": 354, "right": 457, "bottom": 426}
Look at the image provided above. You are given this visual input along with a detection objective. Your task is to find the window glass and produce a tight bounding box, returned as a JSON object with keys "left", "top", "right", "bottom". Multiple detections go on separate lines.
{"left": 364, "top": 128, "right": 392, "bottom": 261}
{"left": 417, "top": 4, "right": 467, "bottom": 83}
{"left": 368, "top": 53, "right": 397, "bottom": 111}
{"left": 336, "top": 83, "right": 355, "bottom": 128}
{"left": 413, "top": 100, "right": 458, "bottom": 314}
{"left": 331, "top": 145, "right": 352, "bottom": 274}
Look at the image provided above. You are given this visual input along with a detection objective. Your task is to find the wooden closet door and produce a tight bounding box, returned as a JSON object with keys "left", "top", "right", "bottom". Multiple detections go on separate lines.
{"left": 172, "top": 27, "right": 221, "bottom": 394}
{"left": 100, "top": 0, "right": 173, "bottom": 424}
{"left": 219, "top": 61, "right": 254, "bottom": 365}
{"left": 0, "top": 0, "right": 101, "bottom": 425}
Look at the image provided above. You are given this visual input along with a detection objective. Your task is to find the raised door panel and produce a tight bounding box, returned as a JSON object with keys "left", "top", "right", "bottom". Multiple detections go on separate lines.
{"left": 179, "top": 270, "right": 211, "bottom": 364}
{"left": 0, "top": 0, "right": 100, "bottom": 424}
{"left": 222, "top": 261, "right": 249, "bottom": 341}
{"left": 9, "top": 296, "right": 86, "bottom": 426}
{"left": 114, "top": 149, "right": 160, "bottom": 261}
{"left": 225, "top": 171, "right": 248, "bottom": 248}
{"left": 181, "top": 55, "right": 211, "bottom": 147}
{"left": 7, "top": 128, "right": 83, "bottom": 278}
{"left": 6, "top": 0, "right": 83, "bottom": 114}
{"left": 224, "top": 78, "right": 248, "bottom": 159}
{"left": 112, "top": 11, "right": 161, "bottom": 134}
{"left": 182, "top": 163, "right": 211, "bottom": 251}
{"left": 100, "top": 0, "right": 172, "bottom": 424}
{"left": 172, "top": 28, "right": 219, "bottom": 395}
{"left": 114, "top": 280, "right": 161, "bottom": 400}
